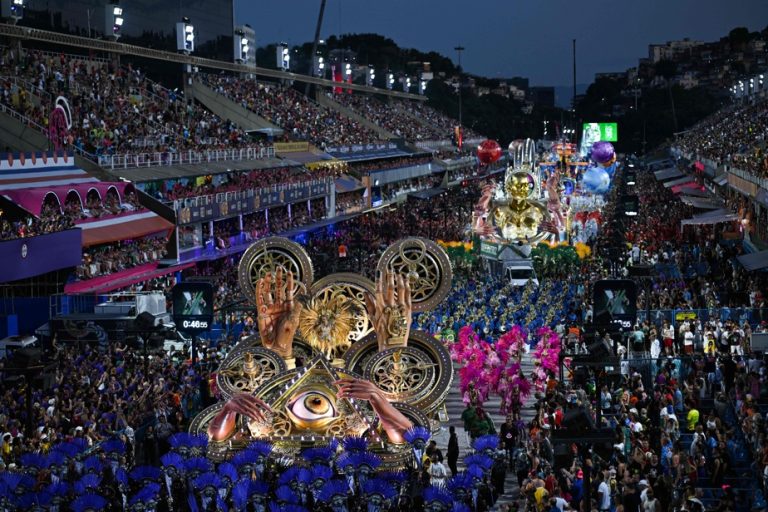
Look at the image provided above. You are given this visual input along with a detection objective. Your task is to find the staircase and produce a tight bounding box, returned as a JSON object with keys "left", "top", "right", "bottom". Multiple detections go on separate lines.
{"left": 187, "top": 80, "right": 283, "bottom": 136}
{"left": 436, "top": 348, "right": 538, "bottom": 508}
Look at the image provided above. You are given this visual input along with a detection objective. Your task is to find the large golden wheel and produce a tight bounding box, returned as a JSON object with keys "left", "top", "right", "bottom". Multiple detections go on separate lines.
{"left": 376, "top": 237, "right": 452, "bottom": 313}
{"left": 238, "top": 237, "right": 314, "bottom": 305}
{"left": 216, "top": 346, "right": 287, "bottom": 399}
{"left": 309, "top": 273, "right": 375, "bottom": 348}
{"left": 344, "top": 330, "right": 453, "bottom": 413}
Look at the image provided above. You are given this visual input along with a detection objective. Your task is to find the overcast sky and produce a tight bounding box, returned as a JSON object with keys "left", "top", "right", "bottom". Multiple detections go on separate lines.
{"left": 236, "top": 0, "right": 768, "bottom": 86}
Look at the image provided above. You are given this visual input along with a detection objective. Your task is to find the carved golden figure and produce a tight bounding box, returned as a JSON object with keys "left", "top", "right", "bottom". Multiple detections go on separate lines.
{"left": 491, "top": 171, "right": 547, "bottom": 241}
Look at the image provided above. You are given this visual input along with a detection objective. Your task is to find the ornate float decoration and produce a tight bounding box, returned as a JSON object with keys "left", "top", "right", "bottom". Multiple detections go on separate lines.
{"left": 191, "top": 236, "right": 453, "bottom": 468}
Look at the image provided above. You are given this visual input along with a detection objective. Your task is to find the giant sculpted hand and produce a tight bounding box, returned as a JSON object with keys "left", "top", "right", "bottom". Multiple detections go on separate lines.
{"left": 335, "top": 377, "right": 413, "bottom": 444}
{"left": 256, "top": 268, "right": 302, "bottom": 360}
{"left": 365, "top": 270, "right": 412, "bottom": 352}
{"left": 207, "top": 393, "right": 273, "bottom": 442}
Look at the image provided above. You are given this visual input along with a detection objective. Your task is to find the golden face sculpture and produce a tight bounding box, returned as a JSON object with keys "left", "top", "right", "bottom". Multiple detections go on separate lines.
{"left": 505, "top": 171, "right": 533, "bottom": 200}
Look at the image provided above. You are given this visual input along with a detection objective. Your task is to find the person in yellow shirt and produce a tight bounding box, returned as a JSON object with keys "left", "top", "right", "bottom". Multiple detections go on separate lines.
{"left": 687, "top": 403, "right": 700, "bottom": 431}
{"left": 534, "top": 485, "right": 549, "bottom": 511}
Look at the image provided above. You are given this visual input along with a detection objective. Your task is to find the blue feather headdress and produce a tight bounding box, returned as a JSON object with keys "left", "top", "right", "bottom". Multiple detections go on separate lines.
{"left": 423, "top": 486, "right": 452, "bottom": 506}
{"left": 2, "top": 472, "right": 36, "bottom": 493}
{"left": 129, "top": 483, "right": 161, "bottom": 506}
{"left": 161, "top": 452, "right": 186, "bottom": 474}
{"left": 446, "top": 472, "right": 473, "bottom": 494}
{"left": 82, "top": 455, "right": 104, "bottom": 475}
{"left": 14, "top": 491, "right": 51, "bottom": 511}
{"left": 342, "top": 436, "right": 368, "bottom": 453}
{"left": 463, "top": 454, "right": 493, "bottom": 471}
{"left": 471, "top": 434, "right": 499, "bottom": 453}
{"left": 275, "top": 485, "right": 300, "bottom": 504}
{"left": 310, "top": 465, "right": 334, "bottom": 485}
{"left": 451, "top": 503, "right": 471, "bottom": 512}
{"left": 45, "top": 481, "right": 70, "bottom": 498}
{"left": 70, "top": 493, "right": 108, "bottom": 512}
{"left": 302, "top": 446, "right": 335, "bottom": 464}
{"left": 246, "top": 440, "right": 273, "bottom": 459}
{"left": 335, "top": 452, "right": 354, "bottom": 470}
{"left": 379, "top": 471, "right": 407, "bottom": 489}
{"left": 362, "top": 479, "right": 396, "bottom": 500}
{"left": 232, "top": 448, "right": 260, "bottom": 470}
{"left": 354, "top": 452, "right": 381, "bottom": 470}
{"left": 403, "top": 426, "right": 431, "bottom": 445}
{"left": 231, "top": 479, "right": 251, "bottom": 511}
{"left": 100, "top": 438, "right": 126, "bottom": 457}
{"left": 317, "top": 479, "right": 350, "bottom": 503}
{"left": 192, "top": 472, "right": 222, "bottom": 492}
{"left": 74, "top": 474, "right": 102, "bottom": 495}
{"left": 114, "top": 467, "right": 128, "bottom": 488}
{"left": 279, "top": 467, "right": 312, "bottom": 487}
{"left": 270, "top": 502, "right": 308, "bottom": 512}
{"left": 51, "top": 441, "right": 83, "bottom": 460}
{"left": 129, "top": 465, "right": 162, "bottom": 483}
{"left": 465, "top": 465, "right": 485, "bottom": 481}
{"left": 184, "top": 456, "right": 212, "bottom": 477}
{"left": 218, "top": 461, "right": 238, "bottom": 484}
{"left": 20, "top": 452, "right": 46, "bottom": 469}
{"left": 44, "top": 451, "right": 66, "bottom": 470}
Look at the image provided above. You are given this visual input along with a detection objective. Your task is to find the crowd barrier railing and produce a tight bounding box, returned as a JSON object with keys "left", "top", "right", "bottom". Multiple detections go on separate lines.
{"left": 97, "top": 146, "right": 276, "bottom": 170}
{"left": 636, "top": 307, "right": 768, "bottom": 329}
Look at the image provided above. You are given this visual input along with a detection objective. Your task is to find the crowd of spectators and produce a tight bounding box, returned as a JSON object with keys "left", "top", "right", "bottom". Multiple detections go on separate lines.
{"left": 141, "top": 166, "right": 327, "bottom": 203}
{"left": 330, "top": 93, "right": 447, "bottom": 141}
{"left": 346, "top": 155, "right": 432, "bottom": 177}
{"left": 77, "top": 237, "right": 168, "bottom": 279}
{"left": 0, "top": 207, "right": 74, "bottom": 241}
{"left": 400, "top": 101, "right": 482, "bottom": 140}
{"left": 0, "top": 48, "right": 264, "bottom": 158}
{"left": 675, "top": 96, "right": 768, "bottom": 179}
{"left": 201, "top": 74, "right": 382, "bottom": 148}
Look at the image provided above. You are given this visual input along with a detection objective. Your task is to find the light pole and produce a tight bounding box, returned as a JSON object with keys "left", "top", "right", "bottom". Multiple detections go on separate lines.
{"left": 454, "top": 46, "right": 465, "bottom": 132}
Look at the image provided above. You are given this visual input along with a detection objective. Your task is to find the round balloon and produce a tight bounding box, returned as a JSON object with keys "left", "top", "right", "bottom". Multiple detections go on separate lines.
{"left": 478, "top": 139, "right": 502, "bottom": 165}
{"left": 591, "top": 141, "right": 615, "bottom": 165}
{"left": 582, "top": 166, "right": 611, "bottom": 194}
{"left": 599, "top": 154, "right": 617, "bottom": 169}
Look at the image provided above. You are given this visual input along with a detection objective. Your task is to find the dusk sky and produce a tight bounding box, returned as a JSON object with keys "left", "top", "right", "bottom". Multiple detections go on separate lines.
{"left": 236, "top": 0, "right": 768, "bottom": 87}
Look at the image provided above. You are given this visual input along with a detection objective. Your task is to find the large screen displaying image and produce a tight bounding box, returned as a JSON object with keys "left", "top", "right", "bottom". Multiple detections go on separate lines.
{"left": 593, "top": 279, "right": 637, "bottom": 326}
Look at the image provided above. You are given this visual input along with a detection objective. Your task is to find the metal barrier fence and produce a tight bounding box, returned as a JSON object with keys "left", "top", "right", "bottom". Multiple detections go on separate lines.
{"left": 97, "top": 146, "right": 276, "bottom": 170}
{"left": 637, "top": 307, "right": 768, "bottom": 329}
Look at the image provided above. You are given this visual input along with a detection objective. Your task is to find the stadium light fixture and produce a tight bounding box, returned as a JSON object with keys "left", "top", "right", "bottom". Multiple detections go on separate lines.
{"left": 366, "top": 66, "right": 375, "bottom": 87}
{"left": 176, "top": 17, "right": 195, "bottom": 53}
{"left": 276, "top": 43, "right": 290, "bottom": 70}
{"left": 234, "top": 29, "right": 251, "bottom": 64}
{"left": 104, "top": 2, "right": 123, "bottom": 40}
{"left": 420, "top": 79, "right": 427, "bottom": 95}
{"left": 2, "top": 0, "right": 25, "bottom": 23}
{"left": 345, "top": 63, "right": 352, "bottom": 77}
{"left": 386, "top": 73, "right": 394, "bottom": 90}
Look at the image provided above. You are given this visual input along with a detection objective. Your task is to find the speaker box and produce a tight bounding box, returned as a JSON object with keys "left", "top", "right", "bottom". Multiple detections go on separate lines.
{"left": 562, "top": 407, "right": 595, "bottom": 434}
{"left": 587, "top": 339, "right": 612, "bottom": 358}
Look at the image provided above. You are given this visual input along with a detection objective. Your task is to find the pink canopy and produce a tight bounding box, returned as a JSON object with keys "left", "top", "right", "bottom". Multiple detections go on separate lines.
{"left": 1, "top": 182, "right": 136, "bottom": 216}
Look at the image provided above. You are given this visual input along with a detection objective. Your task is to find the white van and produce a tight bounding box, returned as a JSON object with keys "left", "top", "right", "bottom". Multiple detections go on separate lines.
{"left": 506, "top": 265, "right": 539, "bottom": 287}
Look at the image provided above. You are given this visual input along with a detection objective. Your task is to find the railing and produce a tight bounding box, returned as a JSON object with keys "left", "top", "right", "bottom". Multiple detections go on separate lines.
{"left": 636, "top": 307, "right": 768, "bottom": 329}
{"left": 97, "top": 146, "right": 276, "bottom": 170}
{"left": 729, "top": 166, "right": 768, "bottom": 192}
{"left": 171, "top": 177, "right": 333, "bottom": 209}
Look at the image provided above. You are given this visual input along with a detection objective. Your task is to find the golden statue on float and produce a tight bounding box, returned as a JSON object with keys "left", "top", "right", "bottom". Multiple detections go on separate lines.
{"left": 473, "top": 138, "right": 551, "bottom": 244}
{"left": 191, "top": 237, "right": 454, "bottom": 467}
